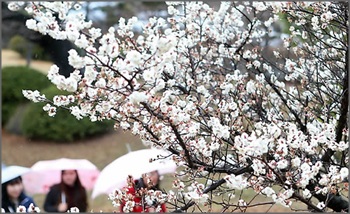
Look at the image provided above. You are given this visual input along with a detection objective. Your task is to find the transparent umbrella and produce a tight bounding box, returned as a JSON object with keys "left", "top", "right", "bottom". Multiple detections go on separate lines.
{"left": 2, "top": 165, "right": 30, "bottom": 184}
{"left": 91, "top": 148, "right": 177, "bottom": 199}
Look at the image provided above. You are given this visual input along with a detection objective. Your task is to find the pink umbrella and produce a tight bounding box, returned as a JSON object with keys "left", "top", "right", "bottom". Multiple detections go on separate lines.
{"left": 22, "top": 158, "right": 100, "bottom": 195}
{"left": 91, "top": 149, "right": 177, "bottom": 199}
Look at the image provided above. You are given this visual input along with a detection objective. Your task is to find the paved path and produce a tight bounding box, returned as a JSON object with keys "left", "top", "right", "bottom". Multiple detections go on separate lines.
{"left": 2, "top": 49, "right": 52, "bottom": 74}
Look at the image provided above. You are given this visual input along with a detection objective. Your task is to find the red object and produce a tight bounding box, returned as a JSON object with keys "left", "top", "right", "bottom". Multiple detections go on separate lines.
{"left": 120, "top": 185, "right": 167, "bottom": 213}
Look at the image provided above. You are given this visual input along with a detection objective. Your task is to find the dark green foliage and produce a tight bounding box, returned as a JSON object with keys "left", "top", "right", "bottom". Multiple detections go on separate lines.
{"left": 2, "top": 103, "right": 17, "bottom": 126}
{"left": 8, "top": 35, "right": 29, "bottom": 57}
{"left": 8, "top": 35, "right": 50, "bottom": 60}
{"left": 2, "top": 66, "right": 52, "bottom": 125}
{"left": 5, "top": 103, "right": 29, "bottom": 135}
{"left": 21, "top": 85, "right": 114, "bottom": 142}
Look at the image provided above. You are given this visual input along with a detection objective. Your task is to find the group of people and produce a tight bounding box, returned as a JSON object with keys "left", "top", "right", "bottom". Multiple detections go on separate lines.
{"left": 2, "top": 168, "right": 166, "bottom": 213}
{"left": 2, "top": 169, "right": 87, "bottom": 213}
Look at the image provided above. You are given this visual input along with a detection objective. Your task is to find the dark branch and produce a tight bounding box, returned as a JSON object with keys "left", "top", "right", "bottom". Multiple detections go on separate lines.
{"left": 173, "top": 165, "right": 253, "bottom": 212}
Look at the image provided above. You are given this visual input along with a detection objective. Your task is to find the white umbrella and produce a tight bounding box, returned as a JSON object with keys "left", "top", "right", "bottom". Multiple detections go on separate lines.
{"left": 2, "top": 165, "right": 30, "bottom": 184}
{"left": 91, "top": 148, "right": 177, "bottom": 199}
{"left": 22, "top": 158, "right": 100, "bottom": 194}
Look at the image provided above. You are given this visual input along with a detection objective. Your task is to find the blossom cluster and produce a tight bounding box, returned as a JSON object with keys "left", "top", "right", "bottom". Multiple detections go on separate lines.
{"left": 9, "top": 1, "right": 348, "bottom": 212}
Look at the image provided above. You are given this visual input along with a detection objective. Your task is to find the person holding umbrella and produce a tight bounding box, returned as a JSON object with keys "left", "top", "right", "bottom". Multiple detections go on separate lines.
{"left": 2, "top": 166, "right": 37, "bottom": 213}
{"left": 92, "top": 148, "right": 177, "bottom": 199}
{"left": 120, "top": 170, "right": 167, "bottom": 213}
{"left": 43, "top": 169, "right": 88, "bottom": 212}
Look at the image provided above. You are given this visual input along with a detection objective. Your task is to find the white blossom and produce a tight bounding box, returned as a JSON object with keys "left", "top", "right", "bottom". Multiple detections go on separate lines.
{"left": 158, "top": 35, "right": 177, "bottom": 54}
{"left": 95, "top": 78, "right": 107, "bottom": 88}
{"left": 302, "top": 189, "right": 312, "bottom": 199}
{"left": 67, "top": 207, "right": 79, "bottom": 213}
{"left": 16, "top": 206, "right": 26, "bottom": 213}
{"left": 261, "top": 187, "right": 275, "bottom": 197}
{"left": 224, "top": 174, "right": 248, "bottom": 190}
{"left": 65, "top": 77, "right": 78, "bottom": 92}
{"left": 75, "top": 34, "right": 89, "bottom": 49}
{"left": 291, "top": 157, "right": 301, "bottom": 167}
{"left": 68, "top": 49, "right": 85, "bottom": 69}
{"left": 22, "top": 90, "right": 46, "bottom": 103}
{"left": 70, "top": 106, "right": 84, "bottom": 120}
{"left": 340, "top": 168, "right": 348, "bottom": 180}
{"left": 27, "top": 203, "right": 40, "bottom": 213}
{"left": 26, "top": 19, "right": 37, "bottom": 30}
{"left": 246, "top": 80, "right": 256, "bottom": 94}
{"left": 129, "top": 91, "right": 149, "bottom": 104}
{"left": 14, "top": 2, "right": 348, "bottom": 212}
{"left": 317, "top": 202, "right": 325, "bottom": 210}
{"left": 126, "top": 50, "right": 142, "bottom": 67}
{"left": 276, "top": 159, "right": 288, "bottom": 169}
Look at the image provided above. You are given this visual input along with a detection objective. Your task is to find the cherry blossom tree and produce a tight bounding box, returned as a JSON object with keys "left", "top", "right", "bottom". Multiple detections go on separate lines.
{"left": 8, "top": 1, "right": 348, "bottom": 212}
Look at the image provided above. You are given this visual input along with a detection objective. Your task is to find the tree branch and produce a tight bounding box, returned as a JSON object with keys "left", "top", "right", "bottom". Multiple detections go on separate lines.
{"left": 321, "top": 49, "right": 349, "bottom": 163}
{"left": 173, "top": 165, "right": 253, "bottom": 212}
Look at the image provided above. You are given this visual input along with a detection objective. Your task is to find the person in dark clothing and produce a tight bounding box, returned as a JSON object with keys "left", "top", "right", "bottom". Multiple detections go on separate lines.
{"left": 120, "top": 170, "right": 167, "bottom": 213}
{"left": 43, "top": 170, "right": 87, "bottom": 212}
{"left": 2, "top": 176, "right": 36, "bottom": 213}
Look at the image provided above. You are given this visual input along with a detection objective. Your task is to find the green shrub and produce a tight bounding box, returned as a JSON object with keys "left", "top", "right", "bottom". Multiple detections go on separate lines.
{"left": 5, "top": 104, "right": 29, "bottom": 135}
{"left": 8, "top": 35, "right": 28, "bottom": 57}
{"left": 2, "top": 66, "right": 52, "bottom": 125}
{"left": 2, "top": 103, "right": 17, "bottom": 127}
{"left": 21, "top": 85, "right": 114, "bottom": 142}
{"left": 8, "top": 35, "right": 50, "bottom": 60}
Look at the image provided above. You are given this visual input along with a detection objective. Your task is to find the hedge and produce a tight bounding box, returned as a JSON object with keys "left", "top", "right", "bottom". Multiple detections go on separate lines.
{"left": 21, "top": 85, "right": 115, "bottom": 142}
{"left": 2, "top": 66, "right": 52, "bottom": 125}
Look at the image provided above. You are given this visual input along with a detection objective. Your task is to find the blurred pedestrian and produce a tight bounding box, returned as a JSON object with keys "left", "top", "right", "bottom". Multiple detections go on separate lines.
{"left": 2, "top": 166, "right": 36, "bottom": 213}
{"left": 43, "top": 169, "right": 87, "bottom": 212}
{"left": 120, "top": 170, "right": 167, "bottom": 213}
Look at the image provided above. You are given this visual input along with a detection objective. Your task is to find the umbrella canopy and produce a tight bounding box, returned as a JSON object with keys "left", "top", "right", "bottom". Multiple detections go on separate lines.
{"left": 91, "top": 148, "right": 177, "bottom": 199}
{"left": 22, "top": 158, "right": 100, "bottom": 194}
{"left": 2, "top": 165, "right": 30, "bottom": 184}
